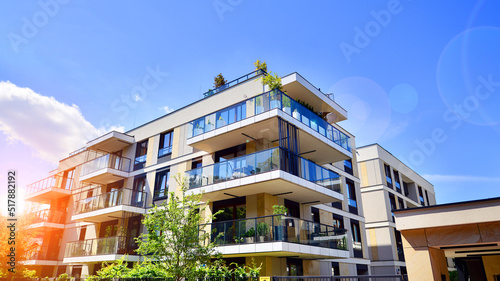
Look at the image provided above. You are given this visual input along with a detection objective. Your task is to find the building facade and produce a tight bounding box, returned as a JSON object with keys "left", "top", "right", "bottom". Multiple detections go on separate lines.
{"left": 356, "top": 144, "right": 436, "bottom": 275}
{"left": 24, "top": 70, "right": 372, "bottom": 277}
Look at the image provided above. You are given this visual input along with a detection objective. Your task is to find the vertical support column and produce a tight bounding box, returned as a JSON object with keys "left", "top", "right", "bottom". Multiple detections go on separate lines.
{"left": 401, "top": 229, "right": 449, "bottom": 281}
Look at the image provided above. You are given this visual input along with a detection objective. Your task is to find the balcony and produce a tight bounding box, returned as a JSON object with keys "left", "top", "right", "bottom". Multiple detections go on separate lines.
{"left": 29, "top": 210, "right": 66, "bottom": 229}
{"left": 24, "top": 246, "right": 59, "bottom": 266}
{"left": 205, "top": 215, "right": 348, "bottom": 259}
{"left": 186, "top": 147, "right": 343, "bottom": 204}
{"left": 187, "top": 89, "right": 351, "bottom": 164}
{"left": 85, "top": 131, "right": 135, "bottom": 153}
{"left": 25, "top": 175, "right": 72, "bottom": 202}
{"left": 79, "top": 154, "right": 131, "bottom": 184}
{"left": 63, "top": 236, "right": 139, "bottom": 263}
{"left": 71, "top": 188, "right": 147, "bottom": 223}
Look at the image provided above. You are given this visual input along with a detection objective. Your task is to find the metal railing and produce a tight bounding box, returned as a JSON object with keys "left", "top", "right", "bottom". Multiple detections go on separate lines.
{"left": 186, "top": 147, "right": 341, "bottom": 193}
{"left": 73, "top": 188, "right": 147, "bottom": 215}
{"left": 26, "top": 174, "right": 73, "bottom": 195}
{"left": 80, "top": 153, "right": 131, "bottom": 177}
{"left": 205, "top": 215, "right": 347, "bottom": 250}
{"left": 31, "top": 209, "right": 66, "bottom": 224}
{"left": 64, "top": 236, "right": 137, "bottom": 257}
{"left": 189, "top": 89, "right": 351, "bottom": 152}
{"left": 203, "top": 69, "right": 265, "bottom": 98}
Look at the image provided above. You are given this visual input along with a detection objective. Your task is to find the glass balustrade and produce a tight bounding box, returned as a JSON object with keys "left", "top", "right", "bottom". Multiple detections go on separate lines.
{"left": 31, "top": 209, "right": 66, "bottom": 224}
{"left": 64, "top": 236, "right": 137, "bottom": 257}
{"left": 186, "top": 147, "right": 341, "bottom": 193}
{"left": 205, "top": 215, "right": 347, "bottom": 250}
{"left": 73, "top": 188, "right": 147, "bottom": 215}
{"left": 80, "top": 154, "right": 131, "bottom": 177}
{"left": 188, "top": 89, "right": 351, "bottom": 152}
{"left": 26, "top": 174, "right": 73, "bottom": 195}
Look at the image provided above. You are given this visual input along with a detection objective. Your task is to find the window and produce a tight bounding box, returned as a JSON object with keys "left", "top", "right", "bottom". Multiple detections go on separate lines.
{"left": 285, "top": 199, "right": 300, "bottom": 218}
{"left": 403, "top": 181, "right": 409, "bottom": 196}
{"left": 395, "top": 229, "right": 405, "bottom": 261}
{"left": 351, "top": 220, "right": 363, "bottom": 258}
{"left": 134, "top": 140, "right": 148, "bottom": 170}
{"left": 158, "top": 131, "right": 173, "bottom": 160}
{"left": 311, "top": 207, "right": 320, "bottom": 223}
{"left": 389, "top": 193, "right": 397, "bottom": 222}
{"left": 418, "top": 186, "right": 425, "bottom": 206}
{"left": 393, "top": 170, "right": 402, "bottom": 193}
{"left": 332, "top": 214, "right": 344, "bottom": 229}
{"left": 132, "top": 175, "right": 146, "bottom": 207}
{"left": 425, "top": 190, "right": 430, "bottom": 206}
{"left": 346, "top": 179, "right": 357, "bottom": 215}
{"left": 344, "top": 159, "right": 353, "bottom": 175}
{"left": 398, "top": 197, "right": 405, "bottom": 210}
{"left": 63, "top": 169, "right": 75, "bottom": 190}
{"left": 384, "top": 164, "right": 393, "bottom": 188}
{"left": 154, "top": 168, "right": 170, "bottom": 200}
{"left": 191, "top": 157, "right": 202, "bottom": 169}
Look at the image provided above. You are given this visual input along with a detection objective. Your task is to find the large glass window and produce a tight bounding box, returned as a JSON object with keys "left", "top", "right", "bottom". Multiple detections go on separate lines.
{"left": 134, "top": 140, "right": 148, "bottom": 170}
{"left": 346, "top": 179, "right": 357, "bottom": 215}
{"left": 132, "top": 175, "right": 146, "bottom": 206}
{"left": 351, "top": 220, "right": 363, "bottom": 258}
{"left": 384, "top": 164, "right": 393, "bottom": 188}
{"left": 393, "top": 170, "right": 402, "bottom": 194}
{"left": 403, "top": 181, "right": 409, "bottom": 196}
{"left": 332, "top": 214, "right": 344, "bottom": 229}
{"left": 154, "top": 168, "right": 170, "bottom": 200}
{"left": 425, "top": 190, "right": 430, "bottom": 206}
{"left": 344, "top": 159, "right": 353, "bottom": 175}
{"left": 418, "top": 186, "right": 425, "bottom": 206}
{"left": 389, "top": 193, "right": 397, "bottom": 222}
{"left": 158, "top": 131, "right": 173, "bottom": 159}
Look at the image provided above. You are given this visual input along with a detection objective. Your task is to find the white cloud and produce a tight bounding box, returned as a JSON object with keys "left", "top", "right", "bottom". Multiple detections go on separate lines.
{"left": 160, "top": 105, "right": 175, "bottom": 114}
{"left": 422, "top": 174, "right": 500, "bottom": 183}
{"left": 0, "top": 81, "right": 123, "bottom": 164}
{"left": 133, "top": 93, "right": 143, "bottom": 102}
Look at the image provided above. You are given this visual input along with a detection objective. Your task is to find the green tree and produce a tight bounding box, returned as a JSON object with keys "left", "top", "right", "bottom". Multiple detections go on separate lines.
{"left": 135, "top": 174, "right": 221, "bottom": 281}
{"left": 214, "top": 73, "right": 227, "bottom": 88}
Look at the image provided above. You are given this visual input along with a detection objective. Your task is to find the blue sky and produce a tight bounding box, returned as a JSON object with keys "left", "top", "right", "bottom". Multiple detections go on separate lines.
{"left": 1, "top": 0, "right": 499, "bottom": 211}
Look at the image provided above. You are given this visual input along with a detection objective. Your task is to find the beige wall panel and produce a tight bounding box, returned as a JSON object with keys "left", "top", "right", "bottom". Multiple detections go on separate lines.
{"left": 483, "top": 255, "right": 500, "bottom": 281}
{"left": 425, "top": 225, "right": 481, "bottom": 247}
{"left": 401, "top": 229, "right": 428, "bottom": 248}
{"left": 478, "top": 221, "right": 500, "bottom": 243}
{"left": 246, "top": 194, "right": 258, "bottom": 218}
{"left": 303, "top": 260, "right": 320, "bottom": 276}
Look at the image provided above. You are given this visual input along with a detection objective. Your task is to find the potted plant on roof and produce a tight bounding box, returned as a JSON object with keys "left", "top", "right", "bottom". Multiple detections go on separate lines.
{"left": 214, "top": 73, "right": 227, "bottom": 91}
{"left": 254, "top": 59, "right": 267, "bottom": 74}
{"left": 272, "top": 205, "right": 288, "bottom": 241}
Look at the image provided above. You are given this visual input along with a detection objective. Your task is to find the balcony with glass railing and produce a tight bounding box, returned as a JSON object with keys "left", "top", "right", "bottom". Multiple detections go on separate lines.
{"left": 29, "top": 209, "right": 66, "bottom": 228}
{"left": 64, "top": 236, "right": 138, "bottom": 262}
{"left": 187, "top": 90, "right": 351, "bottom": 165}
{"left": 79, "top": 154, "right": 131, "bottom": 184}
{"left": 72, "top": 188, "right": 147, "bottom": 223}
{"left": 25, "top": 174, "right": 73, "bottom": 202}
{"left": 186, "top": 147, "right": 342, "bottom": 204}
{"left": 204, "top": 215, "right": 348, "bottom": 258}
{"left": 25, "top": 246, "right": 59, "bottom": 264}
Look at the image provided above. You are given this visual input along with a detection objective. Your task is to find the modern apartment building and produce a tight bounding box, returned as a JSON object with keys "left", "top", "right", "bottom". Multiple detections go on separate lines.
{"left": 24, "top": 69, "right": 372, "bottom": 277}
{"left": 356, "top": 144, "right": 436, "bottom": 275}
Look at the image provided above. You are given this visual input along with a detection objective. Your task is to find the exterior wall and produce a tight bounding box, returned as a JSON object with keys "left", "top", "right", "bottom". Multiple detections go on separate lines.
{"left": 357, "top": 144, "right": 436, "bottom": 275}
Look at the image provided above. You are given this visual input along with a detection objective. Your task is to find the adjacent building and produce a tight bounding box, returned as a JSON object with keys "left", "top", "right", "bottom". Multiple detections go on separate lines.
{"left": 24, "top": 70, "right": 372, "bottom": 277}
{"left": 357, "top": 144, "right": 436, "bottom": 275}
